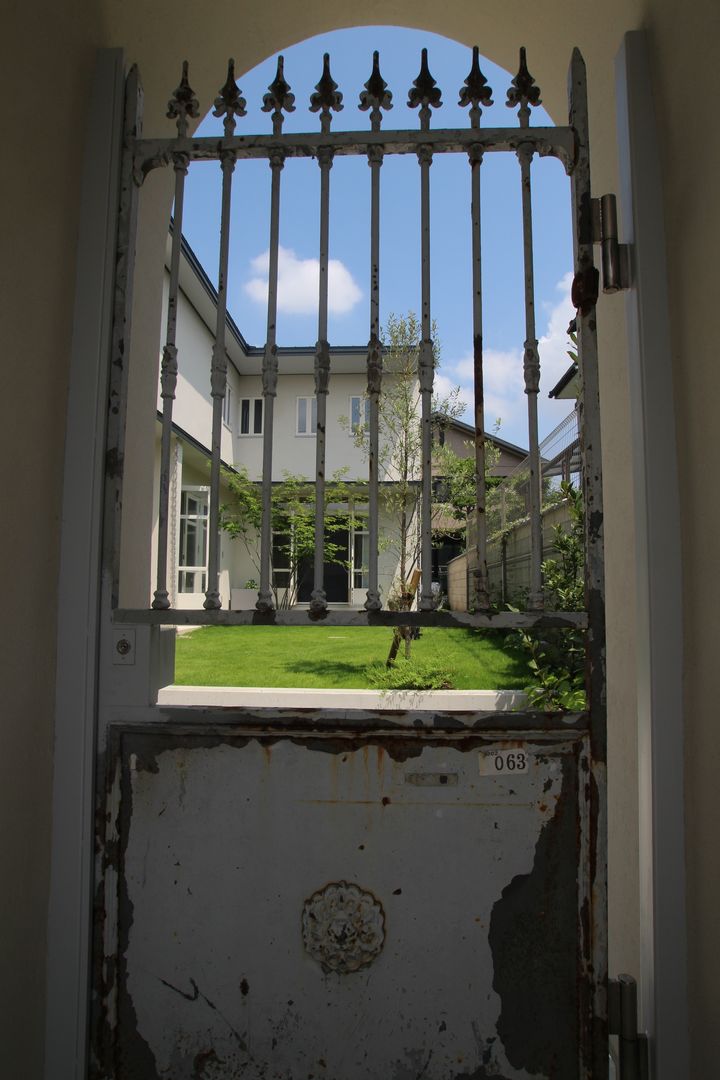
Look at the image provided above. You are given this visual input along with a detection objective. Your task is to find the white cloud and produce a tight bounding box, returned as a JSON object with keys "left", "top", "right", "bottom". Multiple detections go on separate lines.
{"left": 244, "top": 245, "right": 362, "bottom": 316}
{"left": 439, "top": 274, "right": 577, "bottom": 446}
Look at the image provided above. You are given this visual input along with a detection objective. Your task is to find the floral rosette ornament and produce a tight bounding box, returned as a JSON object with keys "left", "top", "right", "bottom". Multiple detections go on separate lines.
{"left": 302, "top": 881, "right": 385, "bottom": 974}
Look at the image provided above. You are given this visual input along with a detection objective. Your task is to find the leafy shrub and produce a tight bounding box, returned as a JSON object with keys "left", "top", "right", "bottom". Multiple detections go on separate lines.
{"left": 366, "top": 658, "right": 455, "bottom": 690}
{"left": 510, "top": 481, "right": 587, "bottom": 712}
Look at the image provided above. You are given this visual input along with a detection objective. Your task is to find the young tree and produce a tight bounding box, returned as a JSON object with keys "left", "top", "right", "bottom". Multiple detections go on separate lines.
{"left": 219, "top": 468, "right": 351, "bottom": 609}
{"left": 348, "top": 311, "right": 465, "bottom": 661}
{"left": 432, "top": 430, "right": 501, "bottom": 536}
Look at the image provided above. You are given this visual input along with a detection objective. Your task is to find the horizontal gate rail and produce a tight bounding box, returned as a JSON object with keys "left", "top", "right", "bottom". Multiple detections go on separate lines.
{"left": 133, "top": 126, "right": 575, "bottom": 178}
{"left": 114, "top": 606, "right": 587, "bottom": 628}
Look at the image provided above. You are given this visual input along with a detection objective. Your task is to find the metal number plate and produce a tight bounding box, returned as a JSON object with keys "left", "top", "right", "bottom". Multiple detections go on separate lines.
{"left": 478, "top": 747, "right": 530, "bottom": 775}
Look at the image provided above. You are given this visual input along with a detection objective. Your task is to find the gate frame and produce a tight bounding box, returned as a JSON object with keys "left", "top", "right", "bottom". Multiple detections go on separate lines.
{"left": 43, "top": 35, "right": 688, "bottom": 1079}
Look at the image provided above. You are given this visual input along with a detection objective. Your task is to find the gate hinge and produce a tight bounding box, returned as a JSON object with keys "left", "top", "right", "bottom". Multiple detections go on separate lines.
{"left": 591, "top": 194, "right": 630, "bottom": 293}
{"left": 608, "top": 975, "right": 649, "bottom": 1080}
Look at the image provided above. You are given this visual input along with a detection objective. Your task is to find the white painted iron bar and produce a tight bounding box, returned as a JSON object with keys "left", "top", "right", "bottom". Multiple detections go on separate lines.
{"left": 569, "top": 46, "right": 606, "bottom": 699}
{"left": 469, "top": 146, "right": 490, "bottom": 611}
{"left": 568, "top": 47, "right": 607, "bottom": 1076}
{"left": 152, "top": 156, "right": 188, "bottom": 609}
{"left": 134, "top": 126, "right": 575, "bottom": 176}
{"left": 517, "top": 141, "right": 544, "bottom": 610}
{"left": 310, "top": 147, "right": 333, "bottom": 616}
{"left": 365, "top": 145, "right": 383, "bottom": 611}
{"left": 256, "top": 152, "right": 284, "bottom": 613}
{"left": 115, "top": 606, "right": 588, "bottom": 629}
{"left": 105, "top": 65, "right": 142, "bottom": 609}
{"left": 407, "top": 49, "right": 442, "bottom": 613}
{"left": 569, "top": 50, "right": 608, "bottom": 1071}
{"left": 203, "top": 148, "right": 235, "bottom": 610}
{"left": 358, "top": 51, "right": 391, "bottom": 612}
{"left": 418, "top": 143, "right": 435, "bottom": 612}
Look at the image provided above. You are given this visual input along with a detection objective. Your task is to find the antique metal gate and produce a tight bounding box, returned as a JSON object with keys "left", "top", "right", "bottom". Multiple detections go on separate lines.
{"left": 95, "top": 43, "right": 607, "bottom": 1079}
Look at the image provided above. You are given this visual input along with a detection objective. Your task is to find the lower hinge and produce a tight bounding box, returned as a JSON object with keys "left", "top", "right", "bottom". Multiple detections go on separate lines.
{"left": 592, "top": 194, "right": 631, "bottom": 293}
{"left": 609, "top": 974, "right": 650, "bottom": 1080}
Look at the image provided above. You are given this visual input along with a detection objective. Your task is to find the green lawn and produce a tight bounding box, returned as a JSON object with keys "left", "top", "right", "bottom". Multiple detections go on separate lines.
{"left": 174, "top": 625, "right": 530, "bottom": 689}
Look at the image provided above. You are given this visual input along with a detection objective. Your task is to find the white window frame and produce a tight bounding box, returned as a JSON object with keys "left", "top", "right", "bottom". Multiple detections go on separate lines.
{"left": 223, "top": 385, "right": 234, "bottom": 428}
{"left": 177, "top": 485, "right": 210, "bottom": 594}
{"left": 296, "top": 395, "right": 317, "bottom": 436}
{"left": 239, "top": 396, "right": 263, "bottom": 436}
{"left": 349, "top": 394, "right": 370, "bottom": 435}
{"left": 351, "top": 513, "right": 369, "bottom": 590}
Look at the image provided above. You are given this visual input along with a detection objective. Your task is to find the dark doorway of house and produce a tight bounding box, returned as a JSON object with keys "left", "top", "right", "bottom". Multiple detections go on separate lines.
{"left": 297, "top": 529, "right": 350, "bottom": 603}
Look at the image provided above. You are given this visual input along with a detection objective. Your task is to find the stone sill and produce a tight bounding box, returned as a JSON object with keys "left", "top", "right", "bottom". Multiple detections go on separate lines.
{"left": 157, "top": 686, "right": 527, "bottom": 711}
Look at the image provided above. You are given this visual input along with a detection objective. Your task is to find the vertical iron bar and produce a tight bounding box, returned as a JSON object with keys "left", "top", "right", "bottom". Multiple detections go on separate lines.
{"left": 408, "top": 49, "right": 441, "bottom": 612}
{"left": 256, "top": 152, "right": 284, "bottom": 612}
{"left": 469, "top": 145, "right": 490, "bottom": 610}
{"left": 517, "top": 140, "right": 544, "bottom": 609}
{"left": 104, "top": 65, "right": 142, "bottom": 608}
{"left": 359, "top": 51, "right": 391, "bottom": 612}
{"left": 310, "top": 146, "right": 333, "bottom": 616}
{"left": 204, "top": 148, "right": 236, "bottom": 609}
{"left": 152, "top": 156, "right": 188, "bottom": 609}
{"left": 418, "top": 142, "right": 435, "bottom": 611}
{"left": 569, "top": 46, "right": 607, "bottom": 1079}
{"left": 365, "top": 145, "right": 383, "bottom": 610}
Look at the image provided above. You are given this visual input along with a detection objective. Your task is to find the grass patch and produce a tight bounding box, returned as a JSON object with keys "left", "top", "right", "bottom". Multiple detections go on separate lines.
{"left": 174, "top": 626, "right": 530, "bottom": 689}
{"left": 366, "top": 657, "right": 455, "bottom": 690}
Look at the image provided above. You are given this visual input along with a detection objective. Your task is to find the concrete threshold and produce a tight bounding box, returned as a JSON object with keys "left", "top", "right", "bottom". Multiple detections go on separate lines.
{"left": 157, "top": 686, "right": 527, "bottom": 711}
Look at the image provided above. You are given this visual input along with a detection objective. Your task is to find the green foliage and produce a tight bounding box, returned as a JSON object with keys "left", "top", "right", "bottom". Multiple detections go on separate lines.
{"left": 510, "top": 481, "right": 587, "bottom": 711}
{"left": 432, "top": 433, "right": 501, "bottom": 535}
{"left": 485, "top": 468, "right": 530, "bottom": 537}
{"left": 219, "top": 467, "right": 352, "bottom": 609}
{"left": 365, "top": 657, "right": 455, "bottom": 690}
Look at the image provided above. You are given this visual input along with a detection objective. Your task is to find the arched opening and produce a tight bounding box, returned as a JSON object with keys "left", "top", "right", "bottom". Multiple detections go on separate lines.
{"left": 123, "top": 29, "right": 583, "bottom": 696}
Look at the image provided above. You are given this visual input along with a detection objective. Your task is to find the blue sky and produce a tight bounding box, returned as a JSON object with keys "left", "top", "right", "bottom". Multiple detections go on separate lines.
{"left": 180, "top": 26, "right": 576, "bottom": 447}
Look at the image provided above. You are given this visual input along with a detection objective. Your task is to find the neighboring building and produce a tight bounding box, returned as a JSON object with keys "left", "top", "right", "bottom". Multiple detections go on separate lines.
{"left": 548, "top": 361, "right": 579, "bottom": 401}
{"left": 431, "top": 412, "right": 528, "bottom": 478}
{"left": 430, "top": 412, "right": 527, "bottom": 593}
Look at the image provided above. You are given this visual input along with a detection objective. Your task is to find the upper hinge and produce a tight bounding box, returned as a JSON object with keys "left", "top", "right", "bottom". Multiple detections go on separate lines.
{"left": 608, "top": 974, "right": 650, "bottom": 1080}
{"left": 591, "top": 194, "right": 631, "bottom": 293}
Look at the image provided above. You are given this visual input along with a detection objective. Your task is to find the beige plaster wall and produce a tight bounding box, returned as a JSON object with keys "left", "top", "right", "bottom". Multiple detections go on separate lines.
{"left": 2, "top": 4, "right": 104, "bottom": 1077}
{"left": 5, "top": 0, "right": 717, "bottom": 1074}
{"left": 642, "top": 2, "right": 720, "bottom": 1072}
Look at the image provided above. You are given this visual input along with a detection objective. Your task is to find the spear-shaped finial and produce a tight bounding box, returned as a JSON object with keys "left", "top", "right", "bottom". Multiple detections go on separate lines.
{"left": 262, "top": 55, "right": 296, "bottom": 135}
{"left": 212, "top": 59, "right": 247, "bottom": 137}
{"left": 310, "top": 53, "right": 344, "bottom": 134}
{"left": 458, "top": 46, "right": 493, "bottom": 128}
{"left": 167, "top": 61, "right": 200, "bottom": 137}
{"left": 408, "top": 48, "right": 443, "bottom": 131}
{"left": 506, "top": 47, "right": 541, "bottom": 127}
{"left": 359, "top": 50, "right": 393, "bottom": 131}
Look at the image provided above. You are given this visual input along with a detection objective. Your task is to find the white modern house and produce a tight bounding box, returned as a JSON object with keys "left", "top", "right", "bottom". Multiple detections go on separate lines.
{"left": 156, "top": 234, "right": 527, "bottom": 612}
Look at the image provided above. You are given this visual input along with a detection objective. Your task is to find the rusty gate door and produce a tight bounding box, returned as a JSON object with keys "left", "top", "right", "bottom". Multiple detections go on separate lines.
{"left": 94, "top": 45, "right": 607, "bottom": 1079}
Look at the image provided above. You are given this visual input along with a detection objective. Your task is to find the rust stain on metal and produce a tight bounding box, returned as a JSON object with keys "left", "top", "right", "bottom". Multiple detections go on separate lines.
{"left": 488, "top": 750, "right": 580, "bottom": 1077}
{"left": 105, "top": 447, "right": 124, "bottom": 479}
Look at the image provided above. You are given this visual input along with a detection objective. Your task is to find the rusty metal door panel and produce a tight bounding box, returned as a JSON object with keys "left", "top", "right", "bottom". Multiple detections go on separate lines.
{"left": 102, "top": 723, "right": 592, "bottom": 1079}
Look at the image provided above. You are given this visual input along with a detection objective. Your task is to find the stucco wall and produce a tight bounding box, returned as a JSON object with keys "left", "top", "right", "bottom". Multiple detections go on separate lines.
{"left": 4, "top": 0, "right": 719, "bottom": 1075}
